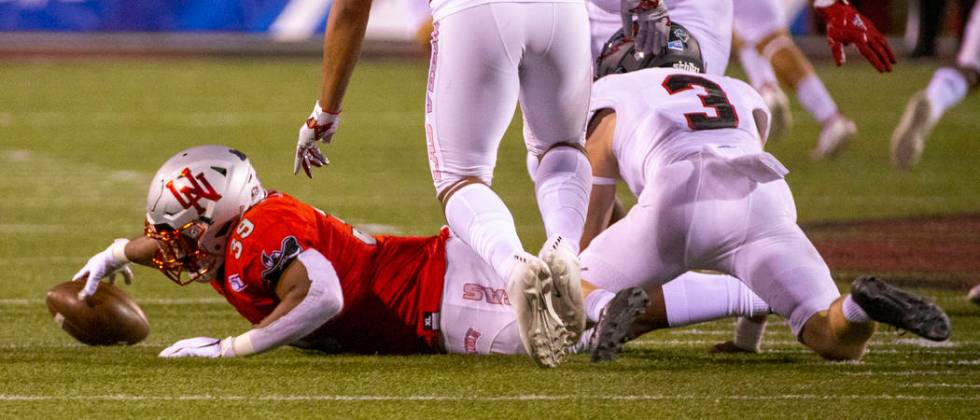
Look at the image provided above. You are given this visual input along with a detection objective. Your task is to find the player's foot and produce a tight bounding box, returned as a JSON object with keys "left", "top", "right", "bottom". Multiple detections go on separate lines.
{"left": 811, "top": 113, "right": 857, "bottom": 160}
{"left": 850, "top": 276, "right": 951, "bottom": 342}
{"left": 590, "top": 287, "right": 649, "bottom": 363}
{"left": 760, "top": 83, "right": 792, "bottom": 141}
{"left": 890, "top": 90, "right": 936, "bottom": 170}
{"left": 709, "top": 340, "right": 760, "bottom": 354}
{"left": 506, "top": 252, "right": 568, "bottom": 368}
{"left": 967, "top": 284, "right": 980, "bottom": 306}
{"left": 539, "top": 235, "right": 585, "bottom": 343}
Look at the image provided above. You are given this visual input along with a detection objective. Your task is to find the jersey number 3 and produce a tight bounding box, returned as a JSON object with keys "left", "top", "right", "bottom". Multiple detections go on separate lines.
{"left": 662, "top": 74, "right": 739, "bottom": 130}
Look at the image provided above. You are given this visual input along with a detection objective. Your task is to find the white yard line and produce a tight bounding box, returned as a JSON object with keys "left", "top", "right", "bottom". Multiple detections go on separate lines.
{"left": 0, "top": 298, "right": 226, "bottom": 305}
{"left": 904, "top": 383, "right": 980, "bottom": 389}
{"left": 0, "top": 394, "right": 977, "bottom": 402}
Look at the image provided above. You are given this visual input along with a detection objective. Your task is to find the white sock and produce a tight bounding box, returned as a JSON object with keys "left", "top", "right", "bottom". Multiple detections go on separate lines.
{"left": 925, "top": 67, "right": 969, "bottom": 122}
{"left": 584, "top": 289, "right": 616, "bottom": 323}
{"left": 732, "top": 316, "right": 767, "bottom": 352}
{"left": 738, "top": 45, "right": 778, "bottom": 90}
{"left": 795, "top": 74, "right": 839, "bottom": 124}
{"left": 444, "top": 183, "right": 524, "bottom": 280}
{"left": 662, "top": 272, "right": 771, "bottom": 327}
{"left": 533, "top": 147, "right": 591, "bottom": 253}
{"left": 842, "top": 294, "right": 871, "bottom": 323}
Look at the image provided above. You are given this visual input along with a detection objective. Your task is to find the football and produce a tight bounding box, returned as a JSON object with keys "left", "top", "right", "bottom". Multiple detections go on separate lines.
{"left": 45, "top": 280, "right": 149, "bottom": 345}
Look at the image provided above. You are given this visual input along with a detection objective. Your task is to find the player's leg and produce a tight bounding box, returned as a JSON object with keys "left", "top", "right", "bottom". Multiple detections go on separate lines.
{"left": 892, "top": 3, "right": 980, "bottom": 169}
{"left": 734, "top": 34, "right": 792, "bottom": 141}
{"left": 518, "top": 2, "right": 593, "bottom": 340}
{"left": 728, "top": 181, "right": 950, "bottom": 360}
{"left": 439, "top": 235, "right": 528, "bottom": 356}
{"left": 427, "top": 6, "right": 566, "bottom": 366}
{"left": 756, "top": 32, "right": 857, "bottom": 161}
{"left": 576, "top": 272, "right": 772, "bottom": 358}
{"left": 579, "top": 160, "right": 698, "bottom": 361}
{"left": 667, "top": 0, "right": 733, "bottom": 75}
{"left": 736, "top": 0, "right": 855, "bottom": 160}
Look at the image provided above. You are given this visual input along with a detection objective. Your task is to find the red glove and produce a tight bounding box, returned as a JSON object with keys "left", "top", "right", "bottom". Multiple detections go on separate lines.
{"left": 815, "top": 1, "right": 896, "bottom": 73}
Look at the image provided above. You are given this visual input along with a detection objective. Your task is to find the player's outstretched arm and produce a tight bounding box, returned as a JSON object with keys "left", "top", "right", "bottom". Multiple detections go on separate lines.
{"left": 581, "top": 109, "right": 621, "bottom": 251}
{"left": 73, "top": 236, "right": 160, "bottom": 300}
{"left": 294, "top": 0, "right": 375, "bottom": 178}
{"left": 812, "top": 0, "right": 896, "bottom": 72}
{"left": 159, "top": 249, "right": 344, "bottom": 358}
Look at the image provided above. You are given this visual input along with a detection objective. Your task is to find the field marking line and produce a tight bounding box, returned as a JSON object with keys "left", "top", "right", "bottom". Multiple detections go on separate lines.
{"left": 629, "top": 339, "right": 977, "bottom": 348}
{"left": 0, "top": 298, "right": 226, "bottom": 305}
{"left": 904, "top": 383, "right": 980, "bottom": 388}
{"left": 0, "top": 394, "right": 978, "bottom": 402}
{"left": 842, "top": 370, "right": 965, "bottom": 376}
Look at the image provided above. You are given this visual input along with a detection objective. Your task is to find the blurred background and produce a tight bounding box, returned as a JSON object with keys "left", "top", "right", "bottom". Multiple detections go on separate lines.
{"left": 0, "top": 0, "right": 975, "bottom": 58}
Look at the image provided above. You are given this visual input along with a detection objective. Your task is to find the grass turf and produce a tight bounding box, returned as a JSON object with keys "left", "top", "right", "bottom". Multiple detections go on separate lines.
{"left": 0, "top": 58, "right": 978, "bottom": 418}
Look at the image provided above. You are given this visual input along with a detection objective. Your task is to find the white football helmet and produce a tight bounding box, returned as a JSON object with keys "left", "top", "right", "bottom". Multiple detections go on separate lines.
{"left": 145, "top": 145, "right": 265, "bottom": 284}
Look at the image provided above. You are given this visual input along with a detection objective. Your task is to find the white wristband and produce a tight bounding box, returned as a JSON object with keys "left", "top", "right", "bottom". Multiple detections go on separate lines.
{"left": 110, "top": 238, "right": 130, "bottom": 264}
{"left": 221, "top": 331, "right": 255, "bottom": 357}
{"left": 593, "top": 176, "right": 618, "bottom": 186}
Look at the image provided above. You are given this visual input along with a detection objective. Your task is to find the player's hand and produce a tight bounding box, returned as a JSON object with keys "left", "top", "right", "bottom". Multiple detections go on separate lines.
{"left": 294, "top": 101, "right": 340, "bottom": 178}
{"left": 73, "top": 239, "right": 133, "bottom": 301}
{"left": 621, "top": 0, "right": 670, "bottom": 56}
{"left": 815, "top": 1, "right": 895, "bottom": 73}
{"left": 159, "top": 336, "right": 234, "bottom": 358}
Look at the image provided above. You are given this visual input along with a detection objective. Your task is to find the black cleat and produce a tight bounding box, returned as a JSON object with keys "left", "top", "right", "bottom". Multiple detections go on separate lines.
{"left": 590, "top": 287, "right": 649, "bottom": 363}
{"left": 850, "top": 276, "right": 951, "bottom": 342}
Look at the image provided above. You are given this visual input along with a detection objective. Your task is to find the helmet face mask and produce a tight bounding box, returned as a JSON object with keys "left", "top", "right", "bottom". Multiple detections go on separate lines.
{"left": 145, "top": 220, "right": 220, "bottom": 285}
{"left": 595, "top": 23, "right": 705, "bottom": 80}
{"left": 144, "top": 145, "right": 265, "bottom": 286}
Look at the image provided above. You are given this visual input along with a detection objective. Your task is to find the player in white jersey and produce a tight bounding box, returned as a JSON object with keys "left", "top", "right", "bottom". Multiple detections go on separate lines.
{"left": 892, "top": 3, "right": 980, "bottom": 169}
{"left": 291, "top": 0, "right": 592, "bottom": 367}
{"left": 733, "top": 0, "right": 857, "bottom": 160}
{"left": 588, "top": 0, "right": 733, "bottom": 75}
{"left": 588, "top": 1, "right": 895, "bottom": 77}
{"left": 577, "top": 26, "right": 950, "bottom": 362}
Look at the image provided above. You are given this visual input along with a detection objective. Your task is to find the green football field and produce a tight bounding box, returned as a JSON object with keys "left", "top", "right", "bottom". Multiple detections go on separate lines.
{"left": 1, "top": 58, "right": 978, "bottom": 418}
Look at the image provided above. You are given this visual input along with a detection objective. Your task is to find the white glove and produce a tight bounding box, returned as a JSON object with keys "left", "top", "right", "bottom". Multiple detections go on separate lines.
{"left": 621, "top": 0, "right": 671, "bottom": 56}
{"left": 159, "top": 336, "right": 236, "bottom": 358}
{"left": 73, "top": 239, "right": 133, "bottom": 300}
{"left": 294, "top": 101, "right": 341, "bottom": 178}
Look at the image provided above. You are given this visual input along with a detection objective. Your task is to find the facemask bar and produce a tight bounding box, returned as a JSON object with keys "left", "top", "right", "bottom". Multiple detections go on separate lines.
{"left": 144, "top": 220, "right": 218, "bottom": 285}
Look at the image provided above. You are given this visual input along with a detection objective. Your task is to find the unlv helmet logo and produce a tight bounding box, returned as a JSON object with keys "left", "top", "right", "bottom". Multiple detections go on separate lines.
{"left": 165, "top": 168, "right": 223, "bottom": 213}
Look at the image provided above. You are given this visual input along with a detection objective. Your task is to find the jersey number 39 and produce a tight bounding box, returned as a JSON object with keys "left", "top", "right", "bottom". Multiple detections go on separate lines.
{"left": 662, "top": 74, "right": 739, "bottom": 131}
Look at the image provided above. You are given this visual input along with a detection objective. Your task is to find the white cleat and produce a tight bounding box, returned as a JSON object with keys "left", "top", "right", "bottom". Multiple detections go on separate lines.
{"left": 811, "top": 114, "right": 857, "bottom": 161}
{"left": 539, "top": 235, "right": 586, "bottom": 344}
{"left": 760, "top": 84, "right": 792, "bottom": 141}
{"left": 890, "top": 91, "right": 936, "bottom": 170}
{"left": 506, "top": 252, "right": 569, "bottom": 368}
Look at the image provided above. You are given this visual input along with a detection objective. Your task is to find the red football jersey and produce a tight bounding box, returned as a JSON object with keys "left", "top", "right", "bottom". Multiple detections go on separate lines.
{"left": 213, "top": 193, "right": 448, "bottom": 354}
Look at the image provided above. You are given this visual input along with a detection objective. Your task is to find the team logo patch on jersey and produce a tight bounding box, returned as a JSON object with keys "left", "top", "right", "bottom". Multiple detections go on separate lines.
{"left": 228, "top": 274, "right": 246, "bottom": 292}
{"left": 260, "top": 236, "right": 303, "bottom": 283}
{"left": 464, "top": 328, "right": 481, "bottom": 354}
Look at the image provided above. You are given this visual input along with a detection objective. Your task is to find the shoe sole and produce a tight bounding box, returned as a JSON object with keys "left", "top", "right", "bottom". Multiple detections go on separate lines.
{"left": 515, "top": 270, "right": 569, "bottom": 368}
{"left": 590, "top": 287, "right": 650, "bottom": 363}
{"left": 851, "top": 276, "right": 951, "bottom": 342}
{"left": 890, "top": 92, "right": 932, "bottom": 170}
{"left": 542, "top": 243, "right": 585, "bottom": 344}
